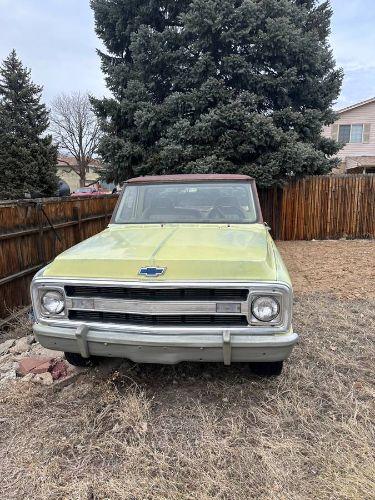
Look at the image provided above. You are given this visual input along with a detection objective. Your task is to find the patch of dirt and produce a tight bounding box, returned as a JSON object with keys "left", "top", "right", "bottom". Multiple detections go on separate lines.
{"left": 277, "top": 240, "right": 375, "bottom": 299}
{"left": 0, "top": 241, "right": 374, "bottom": 499}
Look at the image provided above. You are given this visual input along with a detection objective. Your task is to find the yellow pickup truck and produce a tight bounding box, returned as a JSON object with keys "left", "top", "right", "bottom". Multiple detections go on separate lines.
{"left": 31, "top": 174, "right": 298, "bottom": 376}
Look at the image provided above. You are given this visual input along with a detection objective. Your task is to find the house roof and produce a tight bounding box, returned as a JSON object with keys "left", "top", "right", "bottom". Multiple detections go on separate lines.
{"left": 337, "top": 97, "right": 375, "bottom": 114}
{"left": 126, "top": 174, "right": 254, "bottom": 184}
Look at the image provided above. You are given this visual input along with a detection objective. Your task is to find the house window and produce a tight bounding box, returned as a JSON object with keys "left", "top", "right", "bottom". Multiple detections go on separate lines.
{"left": 350, "top": 124, "right": 363, "bottom": 143}
{"left": 338, "top": 125, "right": 351, "bottom": 143}
{"left": 338, "top": 124, "right": 363, "bottom": 144}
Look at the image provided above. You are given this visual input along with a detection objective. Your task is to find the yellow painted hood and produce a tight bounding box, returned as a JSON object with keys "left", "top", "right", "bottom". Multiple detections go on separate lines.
{"left": 43, "top": 223, "right": 282, "bottom": 281}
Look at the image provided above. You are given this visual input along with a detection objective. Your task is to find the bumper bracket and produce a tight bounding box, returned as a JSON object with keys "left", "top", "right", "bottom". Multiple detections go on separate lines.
{"left": 75, "top": 324, "right": 90, "bottom": 358}
{"left": 222, "top": 329, "right": 231, "bottom": 366}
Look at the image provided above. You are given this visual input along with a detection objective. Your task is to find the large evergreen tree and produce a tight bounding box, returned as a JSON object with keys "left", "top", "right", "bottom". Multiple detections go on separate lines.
{"left": 0, "top": 50, "right": 57, "bottom": 199}
{"left": 91, "top": 0, "right": 342, "bottom": 186}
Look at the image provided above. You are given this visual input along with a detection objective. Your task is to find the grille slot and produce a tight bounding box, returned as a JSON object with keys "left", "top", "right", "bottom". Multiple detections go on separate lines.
{"left": 65, "top": 286, "right": 248, "bottom": 301}
{"left": 68, "top": 310, "right": 248, "bottom": 327}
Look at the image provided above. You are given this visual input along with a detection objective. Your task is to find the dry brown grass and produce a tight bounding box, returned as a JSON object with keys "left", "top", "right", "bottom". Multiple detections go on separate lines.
{"left": 277, "top": 239, "right": 375, "bottom": 300}
{"left": 0, "top": 241, "right": 374, "bottom": 500}
{"left": 0, "top": 308, "right": 33, "bottom": 341}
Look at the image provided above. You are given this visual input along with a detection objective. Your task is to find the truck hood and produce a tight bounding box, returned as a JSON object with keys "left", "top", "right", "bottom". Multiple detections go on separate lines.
{"left": 43, "top": 223, "right": 278, "bottom": 281}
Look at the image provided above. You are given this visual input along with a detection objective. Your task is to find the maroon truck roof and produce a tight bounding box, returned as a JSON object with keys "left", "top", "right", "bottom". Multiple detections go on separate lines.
{"left": 126, "top": 174, "right": 254, "bottom": 184}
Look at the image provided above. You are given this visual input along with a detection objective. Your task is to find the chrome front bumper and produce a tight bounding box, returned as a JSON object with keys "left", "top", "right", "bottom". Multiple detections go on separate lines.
{"left": 33, "top": 322, "right": 299, "bottom": 365}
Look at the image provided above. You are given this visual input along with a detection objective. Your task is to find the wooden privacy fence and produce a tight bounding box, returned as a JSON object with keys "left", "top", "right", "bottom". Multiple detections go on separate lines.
{"left": 0, "top": 195, "right": 118, "bottom": 321}
{"left": 0, "top": 174, "right": 374, "bottom": 320}
{"left": 258, "top": 174, "right": 375, "bottom": 240}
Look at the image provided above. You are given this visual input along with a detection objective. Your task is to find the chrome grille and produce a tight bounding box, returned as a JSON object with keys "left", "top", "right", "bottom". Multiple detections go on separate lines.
{"left": 64, "top": 284, "right": 251, "bottom": 327}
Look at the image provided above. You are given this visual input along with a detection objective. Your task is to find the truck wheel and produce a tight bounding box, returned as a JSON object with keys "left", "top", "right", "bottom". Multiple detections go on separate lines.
{"left": 64, "top": 352, "right": 94, "bottom": 367}
{"left": 251, "top": 361, "right": 283, "bottom": 377}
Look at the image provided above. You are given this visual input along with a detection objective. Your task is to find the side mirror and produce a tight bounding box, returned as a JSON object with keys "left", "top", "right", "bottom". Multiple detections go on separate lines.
{"left": 264, "top": 222, "right": 271, "bottom": 231}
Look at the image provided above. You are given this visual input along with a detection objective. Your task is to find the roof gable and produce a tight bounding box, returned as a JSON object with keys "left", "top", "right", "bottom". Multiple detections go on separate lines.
{"left": 337, "top": 97, "right": 375, "bottom": 114}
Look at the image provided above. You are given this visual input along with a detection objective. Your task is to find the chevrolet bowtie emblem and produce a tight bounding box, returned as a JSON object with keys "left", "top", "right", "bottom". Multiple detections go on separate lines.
{"left": 138, "top": 266, "right": 166, "bottom": 277}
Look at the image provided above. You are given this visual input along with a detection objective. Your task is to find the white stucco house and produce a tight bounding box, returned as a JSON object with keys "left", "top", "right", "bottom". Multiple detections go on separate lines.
{"left": 57, "top": 156, "right": 101, "bottom": 191}
{"left": 322, "top": 97, "right": 375, "bottom": 174}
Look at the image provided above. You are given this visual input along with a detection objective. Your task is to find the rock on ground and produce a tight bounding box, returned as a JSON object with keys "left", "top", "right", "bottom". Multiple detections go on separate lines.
{"left": 29, "top": 343, "right": 64, "bottom": 359}
{"left": 0, "top": 359, "right": 18, "bottom": 373}
{"left": 0, "top": 369, "right": 17, "bottom": 386}
{"left": 9, "top": 336, "right": 32, "bottom": 355}
{"left": 0, "top": 335, "right": 91, "bottom": 388}
{"left": 32, "top": 372, "right": 54, "bottom": 386}
{"left": 0, "top": 339, "right": 16, "bottom": 356}
{"left": 16, "top": 356, "right": 56, "bottom": 376}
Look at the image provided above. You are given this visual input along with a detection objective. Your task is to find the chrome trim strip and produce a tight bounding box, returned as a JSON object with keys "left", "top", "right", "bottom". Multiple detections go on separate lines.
{"left": 35, "top": 318, "right": 285, "bottom": 336}
{"left": 65, "top": 297, "right": 247, "bottom": 316}
{"left": 33, "top": 277, "right": 291, "bottom": 289}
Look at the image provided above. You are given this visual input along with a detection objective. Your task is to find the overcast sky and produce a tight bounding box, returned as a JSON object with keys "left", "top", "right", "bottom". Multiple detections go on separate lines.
{"left": 0, "top": 0, "right": 373, "bottom": 109}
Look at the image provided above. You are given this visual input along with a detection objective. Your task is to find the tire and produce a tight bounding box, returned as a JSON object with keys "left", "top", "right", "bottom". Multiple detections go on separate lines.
{"left": 64, "top": 352, "right": 94, "bottom": 367}
{"left": 251, "top": 361, "right": 284, "bottom": 377}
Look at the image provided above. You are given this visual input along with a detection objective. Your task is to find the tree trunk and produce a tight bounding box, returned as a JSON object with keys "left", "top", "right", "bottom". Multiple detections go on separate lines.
{"left": 78, "top": 161, "right": 86, "bottom": 187}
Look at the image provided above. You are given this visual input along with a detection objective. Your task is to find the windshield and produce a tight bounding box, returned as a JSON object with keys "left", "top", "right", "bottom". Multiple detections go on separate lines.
{"left": 114, "top": 182, "right": 258, "bottom": 224}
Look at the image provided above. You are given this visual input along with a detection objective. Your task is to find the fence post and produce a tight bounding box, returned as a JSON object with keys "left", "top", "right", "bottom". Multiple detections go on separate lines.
{"left": 36, "top": 202, "right": 46, "bottom": 265}
{"left": 73, "top": 202, "right": 82, "bottom": 244}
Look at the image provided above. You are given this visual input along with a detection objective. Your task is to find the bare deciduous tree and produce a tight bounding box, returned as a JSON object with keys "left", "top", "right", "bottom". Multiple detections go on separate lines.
{"left": 50, "top": 92, "right": 101, "bottom": 187}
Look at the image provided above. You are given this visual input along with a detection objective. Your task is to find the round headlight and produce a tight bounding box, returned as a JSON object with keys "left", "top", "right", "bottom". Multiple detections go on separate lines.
{"left": 252, "top": 296, "right": 279, "bottom": 322}
{"left": 41, "top": 290, "right": 65, "bottom": 314}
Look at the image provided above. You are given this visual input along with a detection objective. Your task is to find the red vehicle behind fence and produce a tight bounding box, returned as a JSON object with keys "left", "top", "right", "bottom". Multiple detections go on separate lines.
{"left": 71, "top": 187, "right": 111, "bottom": 197}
